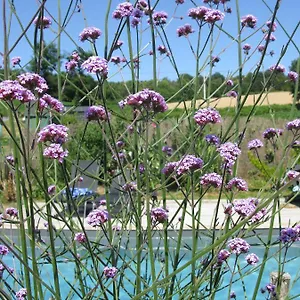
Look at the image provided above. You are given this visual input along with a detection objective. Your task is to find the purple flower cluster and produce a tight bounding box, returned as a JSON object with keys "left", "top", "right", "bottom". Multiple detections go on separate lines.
{"left": 81, "top": 56, "right": 108, "bottom": 78}
{"left": 152, "top": 11, "right": 168, "bottom": 26}
{"left": 217, "top": 142, "right": 241, "bottom": 170}
{"left": 188, "top": 7, "right": 224, "bottom": 23}
{"left": 0, "top": 245, "right": 9, "bottom": 255}
{"left": 162, "top": 162, "right": 178, "bottom": 176}
{"left": 103, "top": 266, "right": 118, "bottom": 278}
{"left": 217, "top": 249, "right": 230, "bottom": 264}
{"left": 227, "top": 238, "right": 250, "bottom": 254}
{"left": 120, "top": 89, "right": 167, "bottom": 113}
{"left": 261, "top": 283, "right": 276, "bottom": 297}
{"left": 243, "top": 44, "right": 251, "bottom": 55}
{"left": 65, "top": 51, "right": 81, "bottom": 72}
{"left": 264, "top": 33, "right": 276, "bottom": 42}
{"left": 122, "top": 182, "right": 137, "bottom": 192}
{"left": 33, "top": 16, "right": 52, "bottom": 29}
{"left": 233, "top": 198, "right": 266, "bottom": 222}
{"left": 286, "top": 170, "right": 300, "bottom": 180}
{"left": 177, "top": 24, "right": 194, "bottom": 37}
{"left": 39, "top": 94, "right": 64, "bottom": 113}
{"left": 258, "top": 44, "right": 265, "bottom": 52}
{"left": 247, "top": 139, "right": 263, "bottom": 150}
{"left": 6, "top": 155, "right": 14, "bottom": 165}
{"left": 112, "top": 2, "right": 134, "bottom": 19}
{"left": 227, "top": 90, "right": 238, "bottom": 98}
{"left": 74, "top": 232, "right": 87, "bottom": 243}
{"left": 16, "top": 288, "right": 27, "bottom": 300}
{"left": 225, "top": 177, "right": 248, "bottom": 191}
{"left": 157, "top": 45, "right": 168, "bottom": 55}
{"left": 86, "top": 209, "right": 109, "bottom": 227}
{"left": 48, "top": 185, "right": 56, "bottom": 195}
{"left": 43, "top": 143, "right": 69, "bottom": 163}
{"left": 245, "top": 253, "right": 259, "bottom": 265}
{"left": 151, "top": 207, "right": 168, "bottom": 224}
{"left": 194, "top": 107, "right": 222, "bottom": 126}
{"left": 263, "top": 128, "right": 283, "bottom": 139}
{"left": 0, "top": 80, "right": 35, "bottom": 103}
{"left": 17, "top": 72, "right": 49, "bottom": 94}
{"left": 266, "top": 20, "right": 277, "bottom": 32}
{"left": 175, "top": 155, "right": 203, "bottom": 175}
{"left": 269, "top": 64, "right": 285, "bottom": 73}
{"left": 111, "top": 56, "right": 121, "bottom": 64}
{"left": 205, "top": 134, "right": 220, "bottom": 146}
{"left": 288, "top": 71, "right": 298, "bottom": 83}
{"left": 279, "top": 225, "right": 300, "bottom": 243}
{"left": 175, "top": 0, "right": 185, "bottom": 4}
{"left": 38, "top": 124, "right": 69, "bottom": 144}
{"left": 200, "top": 172, "right": 222, "bottom": 188}
{"left": 113, "top": 40, "right": 124, "bottom": 50}
{"left": 241, "top": 15, "right": 257, "bottom": 28}
{"left": 5, "top": 207, "right": 18, "bottom": 218}
{"left": 286, "top": 118, "right": 300, "bottom": 131}
{"left": 79, "top": 27, "right": 102, "bottom": 42}
{"left": 162, "top": 146, "right": 173, "bottom": 156}
{"left": 86, "top": 105, "right": 110, "bottom": 121}
{"left": 11, "top": 56, "right": 21, "bottom": 66}
{"left": 226, "top": 79, "right": 234, "bottom": 87}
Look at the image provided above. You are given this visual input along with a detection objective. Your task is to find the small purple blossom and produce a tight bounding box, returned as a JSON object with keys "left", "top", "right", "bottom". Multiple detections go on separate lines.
{"left": 269, "top": 64, "right": 285, "bottom": 73}
{"left": 34, "top": 16, "right": 51, "bottom": 29}
{"left": 65, "top": 60, "right": 78, "bottom": 72}
{"left": 227, "top": 90, "right": 238, "bottom": 98}
{"left": 48, "top": 185, "right": 56, "bottom": 195}
{"left": 112, "top": 2, "right": 134, "bottom": 19}
{"left": 279, "top": 225, "right": 300, "bottom": 244}
{"left": 241, "top": 14, "right": 257, "bottom": 28}
{"left": 224, "top": 203, "right": 233, "bottom": 215}
{"left": 258, "top": 45, "right": 265, "bottom": 52}
{"left": 113, "top": 40, "right": 124, "bottom": 50}
{"left": 151, "top": 207, "right": 168, "bottom": 224}
{"left": 286, "top": 119, "right": 300, "bottom": 131}
{"left": 0, "top": 245, "right": 9, "bottom": 255}
{"left": 86, "top": 209, "right": 109, "bottom": 227}
{"left": 39, "top": 94, "right": 64, "bottom": 113}
{"left": 120, "top": 89, "right": 167, "bottom": 113}
{"left": 17, "top": 72, "right": 48, "bottom": 94}
{"left": 264, "top": 33, "right": 276, "bottom": 42}
{"left": 116, "top": 140, "right": 125, "bottom": 148}
{"left": 176, "top": 155, "right": 203, "bottom": 175}
{"left": 139, "top": 164, "right": 145, "bottom": 174}
{"left": 162, "top": 146, "right": 173, "bottom": 156}
{"left": 38, "top": 124, "right": 69, "bottom": 144}
{"left": 243, "top": 43, "right": 251, "bottom": 54}
{"left": 286, "top": 170, "right": 300, "bottom": 180}
{"left": 175, "top": 0, "right": 185, "bottom": 3}
{"left": 194, "top": 107, "right": 222, "bottom": 126}
{"left": 226, "top": 177, "right": 248, "bottom": 191}
{"left": 43, "top": 143, "right": 69, "bottom": 163}
{"left": 6, "top": 155, "right": 14, "bottom": 165}
{"left": 74, "top": 232, "right": 87, "bottom": 243}
{"left": 227, "top": 238, "right": 250, "bottom": 254}
{"left": 246, "top": 253, "right": 259, "bottom": 265}
{"left": 122, "top": 182, "right": 137, "bottom": 192}
{"left": 266, "top": 20, "right": 277, "bottom": 32}
{"left": 205, "top": 9, "right": 224, "bottom": 23}
{"left": 188, "top": 6, "right": 209, "bottom": 20}
{"left": 79, "top": 27, "right": 102, "bottom": 42}
{"left": 162, "top": 162, "right": 177, "bottom": 176}
{"left": 177, "top": 24, "right": 195, "bottom": 37}
{"left": 205, "top": 134, "right": 220, "bottom": 146}
{"left": 217, "top": 249, "right": 230, "bottom": 264}
{"left": 0, "top": 80, "right": 35, "bottom": 103}
{"left": 11, "top": 56, "right": 21, "bottom": 66}
{"left": 111, "top": 56, "right": 121, "bottom": 64}
{"left": 81, "top": 56, "right": 108, "bottom": 77}
{"left": 152, "top": 11, "right": 168, "bottom": 26}
{"left": 86, "top": 105, "right": 110, "bottom": 121}
{"left": 226, "top": 79, "right": 234, "bottom": 87}
{"left": 233, "top": 198, "right": 266, "bottom": 222}
{"left": 230, "top": 291, "right": 236, "bottom": 299}
{"left": 263, "top": 128, "right": 283, "bottom": 139}
{"left": 248, "top": 139, "right": 263, "bottom": 150}
{"left": 5, "top": 207, "right": 18, "bottom": 218}
{"left": 157, "top": 45, "right": 168, "bottom": 54}
{"left": 217, "top": 142, "right": 241, "bottom": 170}
{"left": 103, "top": 266, "right": 118, "bottom": 278}
{"left": 288, "top": 71, "right": 298, "bottom": 83}
{"left": 200, "top": 173, "right": 222, "bottom": 188}
{"left": 16, "top": 288, "right": 27, "bottom": 300}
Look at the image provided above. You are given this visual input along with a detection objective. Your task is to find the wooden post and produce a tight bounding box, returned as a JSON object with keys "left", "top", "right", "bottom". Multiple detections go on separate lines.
{"left": 270, "top": 271, "right": 291, "bottom": 300}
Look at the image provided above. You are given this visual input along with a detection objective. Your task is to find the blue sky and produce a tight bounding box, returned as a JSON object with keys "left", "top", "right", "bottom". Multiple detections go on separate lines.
{"left": 2, "top": 0, "right": 300, "bottom": 81}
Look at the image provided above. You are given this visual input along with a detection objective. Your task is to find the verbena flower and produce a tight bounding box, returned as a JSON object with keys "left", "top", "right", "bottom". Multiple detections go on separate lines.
{"left": 266, "top": 20, "right": 277, "bottom": 32}
{"left": 6, "top": 155, "right": 14, "bottom": 165}
{"left": 286, "top": 170, "right": 300, "bottom": 180}
{"left": 16, "top": 288, "right": 27, "bottom": 300}
{"left": 162, "top": 162, "right": 177, "bottom": 176}
{"left": 65, "top": 60, "right": 78, "bottom": 72}
{"left": 86, "top": 105, "right": 110, "bottom": 121}
{"left": 177, "top": 24, "right": 194, "bottom": 37}
{"left": 176, "top": 155, "right": 203, "bottom": 175}
{"left": 162, "top": 146, "right": 173, "bottom": 156}
{"left": 269, "top": 64, "right": 285, "bottom": 73}
{"left": 79, "top": 27, "right": 102, "bottom": 42}
{"left": 152, "top": 11, "right": 168, "bottom": 26}
{"left": 288, "top": 71, "right": 298, "bottom": 82}
{"left": 205, "top": 134, "right": 220, "bottom": 146}
{"left": 11, "top": 56, "right": 21, "bottom": 66}
{"left": 43, "top": 143, "right": 69, "bottom": 163}
{"left": 204, "top": 9, "right": 224, "bottom": 23}
{"left": 194, "top": 107, "right": 222, "bottom": 126}
{"left": 81, "top": 56, "right": 108, "bottom": 77}
{"left": 224, "top": 203, "right": 233, "bottom": 215}
{"left": 248, "top": 139, "right": 263, "bottom": 150}
{"left": 17, "top": 72, "right": 49, "bottom": 94}
{"left": 233, "top": 198, "right": 266, "bottom": 222}
{"left": 151, "top": 207, "right": 168, "bottom": 223}
{"left": 241, "top": 15, "right": 257, "bottom": 28}
{"left": 217, "top": 249, "right": 230, "bottom": 264}
{"left": 112, "top": 2, "right": 134, "bottom": 19}
{"left": 225, "top": 177, "right": 248, "bottom": 191}
{"left": 218, "top": 142, "right": 241, "bottom": 170}
{"left": 226, "top": 79, "right": 234, "bottom": 87}
{"left": 0, "top": 80, "right": 35, "bottom": 103}
{"left": 113, "top": 40, "right": 124, "bottom": 50}
{"left": 200, "top": 173, "right": 222, "bottom": 188}
{"left": 38, "top": 124, "right": 68, "bottom": 144}
{"left": 74, "top": 232, "right": 87, "bottom": 243}
{"left": 263, "top": 128, "right": 283, "bottom": 139}
{"left": 111, "top": 56, "right": 121, "bottom": 64}
{"left": 120, "top": 89, "right": 167, "bottom": 113}
{"left": 39, "top": 94, "right": 64, "bottom": 113}
{"left": 246, "top": 253, "right": 259, "bottom": 265}
{"left": 5, "top": 207, "right": 18, "bottom": 218}
{"left": 86, "top": 209, "right": 109, "bottom": 227}
{"left": 175, "top": 0, "right": 185, "bottom": 4}
{"left": 286, "top": 119, "right": 300, "bottom": 131}
{"left": 279, "top": 225, "right": 300, "bottom": 243}
{"left": 258, "top": 45, "right": 265, "bottom": 52}
{"left": 103, "top": 266, "right": 118, "bottom": 278}
{"left": 0, "top": 245, "right": 9, "bottom": 255}
{"left": 230, "top": 291, "right": 236, "bottom": 299}
{"left": 33, "top": 16, "right": 52, "bottom": 29}
{"left": 227, "top": 238, "right": 250, "bottom": 254}
{"left": 227, "top": 90, "right": 238, "bottom": 98}
{"left": 264, "top": 33, "right": 276, "bottom": 41}
{"left": 122, "top": 182, "right": 137, "bottom": 192}
{"left": 48, "top": 185, "right": 56, "bottom": 195}
{"left": 157, "top": 45, "right": 168, "bottom": 54}
{"left": 243, "top": 43, "right": 251, "bottom": 54}
{"left": 188, "top": 6, "right": 209, "bottom": 20}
